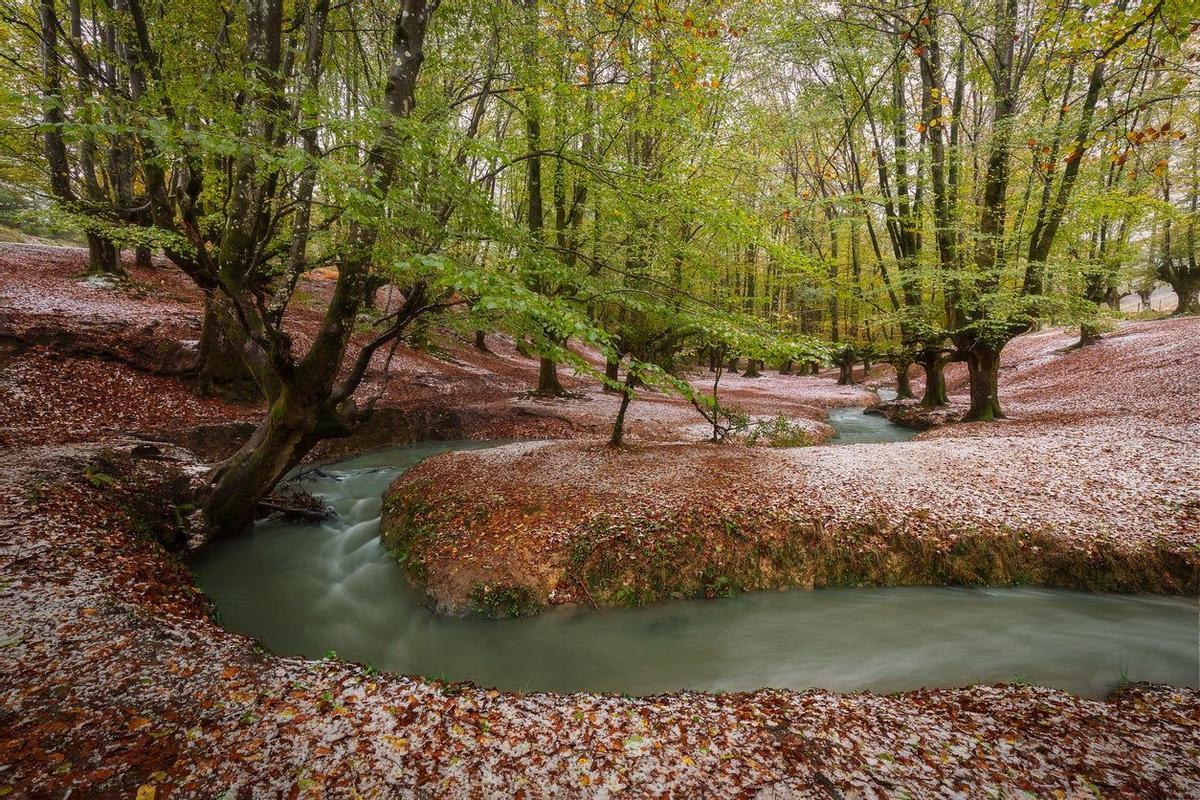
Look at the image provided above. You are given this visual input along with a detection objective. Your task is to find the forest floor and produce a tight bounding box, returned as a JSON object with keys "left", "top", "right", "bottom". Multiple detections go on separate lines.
{"left": 1, "top": 244, "right": 1199, "bottom": 798}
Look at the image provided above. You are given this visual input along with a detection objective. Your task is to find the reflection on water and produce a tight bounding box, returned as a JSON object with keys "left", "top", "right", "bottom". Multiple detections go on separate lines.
{"left": 191, "top": 441, "right": 1198, "bottom": 697}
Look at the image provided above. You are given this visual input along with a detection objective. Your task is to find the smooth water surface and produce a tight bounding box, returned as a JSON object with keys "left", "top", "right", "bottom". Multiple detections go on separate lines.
{"left": 826, "top": 388, "right": 918, "bottom": 444}
{"left": 192, "top": 438, "right": 1198, "bottom": 698}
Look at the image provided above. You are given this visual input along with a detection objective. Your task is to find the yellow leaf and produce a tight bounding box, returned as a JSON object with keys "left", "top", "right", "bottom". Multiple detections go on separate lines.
{"left": 136, "top": 786, "right": 156, "bottom": 800}
{"left": 682, "top": 755, "right": 696, "bottom": 766}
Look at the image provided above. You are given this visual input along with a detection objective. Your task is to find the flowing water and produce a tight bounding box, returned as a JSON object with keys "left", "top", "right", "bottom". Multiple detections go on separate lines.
{"left": 192, "top": 424, "right": 1198, "bottom": 698}
{"left": 826, "top": 388, "right": 918, "bottom": 444}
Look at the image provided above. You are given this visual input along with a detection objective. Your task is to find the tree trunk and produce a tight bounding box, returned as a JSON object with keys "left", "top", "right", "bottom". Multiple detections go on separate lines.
{"left": 918, "top": 350, "right": 949, "bottom": 407}
{"left": 202, "top": 397, "right": 320, "bottom": 535}
{"left": 894, "top": 361, "right": 915, "bottom": 400}
{"left": 1169, "top": 279, "right": 1200, "bottom": 315}
{"left": 197, "top": 298, "right": 260, "bottom": 400}
{"left": 963, "top": 347, "right": 1004, "bottom": 422}
{"left": 85, "top": 232, "right": 122, "bottom": 277}
{"left": 779, "top": 359, "right": 793, "bottom": 376}
{"left": 742, "top": 358, "right": 761, "bottom": 378}
{"left": 473, "top": 329, "right": 489, "bottom": 352}
{"left": 362, "top": 275, "right": 388, "bottom": 311}
{"left": 609, "top": 371, "right": 638, "bottom": 447}
{"left": 603, "top": 357, "right": 620, "bottom": 391}
{"left": 135, "top": 245, "right": 153, "bottom": 269}
{"left": 535, "top": 355, "right": 567, "bottom": 397}
{"left": 726, "top": 356, "right": 739, "bottom": 373}
{"left": 837, "top": 356, "right": 854, "bottom": 385}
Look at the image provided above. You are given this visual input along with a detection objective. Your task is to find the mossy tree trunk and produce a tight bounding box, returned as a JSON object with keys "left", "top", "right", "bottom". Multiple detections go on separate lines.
{"left": 837, "top": 353, "right": 855, "bottom": 385}
{"left": 84, "top": 232, "right": 122, "bottom": 276}
{"left": 1168, "top": 277, "right": 1200, "bottom": 315}
{"left": 963, "top": 346, "right": 1004, "bottom": 421}
{"left": 917, "top": 349, "right": 949, "bottom": 407}
{"left": 203, "top": 393, "right": 332, "bottom": 534}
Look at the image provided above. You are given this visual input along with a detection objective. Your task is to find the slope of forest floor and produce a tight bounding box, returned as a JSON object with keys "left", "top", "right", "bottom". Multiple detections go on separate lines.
{"left": 0, "top": 244, "right": 867, "bottom": 456}
{"left": 2, "top": 245, "right": 1199, "bottom": 797}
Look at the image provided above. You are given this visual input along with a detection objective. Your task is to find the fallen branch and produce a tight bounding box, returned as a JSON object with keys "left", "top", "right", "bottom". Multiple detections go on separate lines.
{"left": 256, "top": 489, "right": 332, "bottom": 522}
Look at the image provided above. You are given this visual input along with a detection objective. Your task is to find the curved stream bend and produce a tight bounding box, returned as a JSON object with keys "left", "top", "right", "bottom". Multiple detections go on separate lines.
{"left": 192, "top": 431, "right": 1197, "bottom": 698}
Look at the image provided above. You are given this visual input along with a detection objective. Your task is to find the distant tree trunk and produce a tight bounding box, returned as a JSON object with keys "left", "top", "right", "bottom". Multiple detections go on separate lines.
{"left": 726, "top": 356, "right": 739, "bottom": 373}
{"left": 779, "top": 359, "right": 793, "bottom": 375}
{"left": 1077, "top": 322, "right": 1103, "bottom": 347}
{"left": 894, "top": 360, "right": 914, "bottom": 400}
{"left": 362, "top": 275, "right": 388, "bottom": 311}
{"left": 609, "top": 369, "right": 638, "bottom": 447}
{"left": 963, "top": 347, "right": 1004, "bottom": 421}
{"left": 603, "top": 357, "right": 620, "bottom": 391}
{"left": 742, "top": 358, "right": 761, "bottom": 378}
{"left": 473, "top": 329, "right": 489, "bottom": 352}
{"left": 917, "top": 349, "right": 949, "bottom": 407}
{"left": 135, "top": 245, "right": 153, "bottom": 268}
{"left": 837, "top": 351, "right": 855, "bottom": 385}
{"left": 84, "top": 233, "right": 121, "bottom": 276}
{"left": 536, "top": 354, "right": 567, "bottom": 397}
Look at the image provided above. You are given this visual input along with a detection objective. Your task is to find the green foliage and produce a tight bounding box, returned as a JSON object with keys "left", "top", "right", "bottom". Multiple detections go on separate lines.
{"left": 467, "top": 582, "right": 542, "bottom": 618}
{"left": 82, "top": 466, "right": 116, "bottom": 490}
{"left": 744, "top": 416, "right": 811, "bottom": 448}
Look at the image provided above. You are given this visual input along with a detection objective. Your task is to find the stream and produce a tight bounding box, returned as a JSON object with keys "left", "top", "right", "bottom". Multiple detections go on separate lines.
{"left": 191, "top": 412, "right": 1198, "bottom": 698}
{"left": 826, "top": 388, "right": 917, "bottom": 444}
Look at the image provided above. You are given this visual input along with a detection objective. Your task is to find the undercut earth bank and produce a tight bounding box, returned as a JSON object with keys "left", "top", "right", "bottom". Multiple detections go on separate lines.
{"left": 381, "top": 438, "right": 1199, "bottom": 616}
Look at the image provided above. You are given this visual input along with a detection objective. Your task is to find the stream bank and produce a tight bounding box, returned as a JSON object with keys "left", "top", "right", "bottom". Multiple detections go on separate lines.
{"left": 380, "top": 435, "right": 1198, "bottom": 616}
